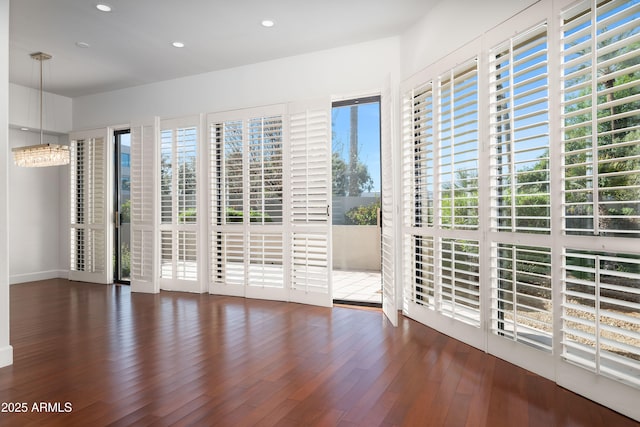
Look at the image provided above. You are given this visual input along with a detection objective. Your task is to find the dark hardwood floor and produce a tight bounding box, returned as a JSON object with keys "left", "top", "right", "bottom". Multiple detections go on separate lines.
{"left": 0, "top": 279, "right": 637, "bottom": 426}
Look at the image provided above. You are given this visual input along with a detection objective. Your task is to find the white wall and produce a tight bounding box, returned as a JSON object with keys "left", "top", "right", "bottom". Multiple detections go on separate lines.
{"left": 8, "top": 129, "right": 67, "bottom": 283}
{"left": 73, "top": 37, "right": 401, "bottom": 129}
{"left": 400, "top": 0, "right": 539, "bottom": 79}
{"left": 9, "top": 83, "right": 72, "bottom": 133}
{"left": 0, "top": 0, "right": 13, "bottom": 368}
{"left": 7, "top": 84, "right": 72, "bottom": 283}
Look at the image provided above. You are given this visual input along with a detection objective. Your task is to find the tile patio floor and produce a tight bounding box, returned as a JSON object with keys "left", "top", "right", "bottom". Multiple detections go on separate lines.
{"left": 332, "top": 269, "right": 382, "bottom": 303}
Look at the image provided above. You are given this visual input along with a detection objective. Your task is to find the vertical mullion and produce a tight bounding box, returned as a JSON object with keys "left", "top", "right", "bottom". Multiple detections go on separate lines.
{"left": 172, "top": 128, "right": 178, "bottom": 277}
{"left": 452, "top": 241, "right": 458, "bottom": 317}
{"left": 512, "top": 245, "right": 518, "bottom": 342}
{"left": 509, "top": 38, "right": 517, "bottom": 233}
{"left": 86, "top": 140, "right": 92, "bottom": 270}
{"left": 595, "top": 254, "right": 601, "bottom": 375}
{"left": 243, "top": 120, "right": 250, "bottom": 287}
{"left": 550, "top": 0, "right": 564, "bottom": 360}
{"left": 590, "top": 1, "right": 600, "bottom": 235}
{"left": 282, "top": 111, "right": 291, "bottom": 301}
{"left": 261, "top": 118, "right": 266, "bottom": 222}
{"left": 433, "top": 79, "right": 442, "bottom": 311}
{"left": 449, "top": 70, "right": 455, "bottom": 228}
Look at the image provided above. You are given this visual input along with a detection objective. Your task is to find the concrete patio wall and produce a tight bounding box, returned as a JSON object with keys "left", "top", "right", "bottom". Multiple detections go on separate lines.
{"left": 332, "top": 225, "right": 380, "bottom": 271}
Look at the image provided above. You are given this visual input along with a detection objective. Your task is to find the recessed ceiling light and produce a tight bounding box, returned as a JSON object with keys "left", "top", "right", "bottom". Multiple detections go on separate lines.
{"left": 75, "top": 41, "right": 90, "bottom": 48}
{"left": 96, "top": 4, "right": 112, "bottom": 12}
{"left": 261, "top": 19, "right": 275, "bottom": 28}
{"left": 172, "top": 41, "right": 185, "bottom": 48}
{"left": 20, "top": 128, "right": 29, "bottom": 131}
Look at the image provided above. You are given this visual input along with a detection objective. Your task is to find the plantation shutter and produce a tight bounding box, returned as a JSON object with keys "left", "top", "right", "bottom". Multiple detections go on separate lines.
{"left": 208, "top": 106, "right": 287, "bottom": 301}
{"left": 288, "top": 99, "right": 332, "bottom": 307}
{"left": 402, "top": 82, "right": 437, "bottom": 310}
{"left": 559, "top": 0, "right": 640, "bottom": 398}
{"left": 439, "top": 61, "right": 482, "bottom": 328}
{"left": 489, "top": 24, "right": 550, "bottom": 233}
{"left": 130, "top": 118, "right": 159, "bottom": 293}
{"left": 159, "top": 116, "right": 202, "bottom": 293}
{"left": 438, "top": 61, "right": 480, "bottom": 231}
{"left": 69, "top": 129, "right": 110, "bottom": 284}
{"left": 492, "top": 244, "right": 553, "bottom": 352}
{"left": 381, "top": 78, "right": 398, "bottom": 326}
{"left": 395, "top": 1, "right": 640, "bottom": 419}
{"left": 486, "top": 23, "right": 554, "bottom": 358}
{"left": 209, "top": 115, "right": 245, "bottom": 296}
{"left": 247, "top": 114, "right": 286, "bottom": 300}
{"left": 401, "top": 56, "right": 483, "bottom": 349}
{"left": 561, "top": 0, "right": 640, "bottom": 237}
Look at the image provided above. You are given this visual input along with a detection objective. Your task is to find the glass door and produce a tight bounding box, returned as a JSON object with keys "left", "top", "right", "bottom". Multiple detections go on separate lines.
{"left": 331, "top": 96, "right": 382, "bottom": 305}
{"left": 114, "top": 129, "right": 131, "bottom": 283}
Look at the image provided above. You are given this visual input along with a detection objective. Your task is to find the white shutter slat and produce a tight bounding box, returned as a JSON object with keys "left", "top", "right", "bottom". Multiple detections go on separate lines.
{"left": 288, "top": 100, "right": 331, "bottom": 307}
{"left": 401, "top": 56, "right": 483, "bottom": 345}
{"left": 491, "top": 244, "right": 553, "bottom": 352}
{"left": 248, "top": 116, "right": 284, "bottom": 225}
{"left": 247, "top": 233, "right": 284, "bottom": 289}
{"left": 130, "top": 119, "right": 159, "bottom": 293}
{"left": 562, "top": 0, "right": 640, "bottom": 238}
{"left": 69, "top": 129, "right": 110, "bottom": 284}
{"left": 563, "top": 249, "right": 640, "bottom": 388}
{"left": 382, "top": 76, "right": 398, "bottom": 326}
{"left": 209, "top": 106, "right": 287, "bottom": 300}
{"left": 158, "top": 118, "right": 201, "bottom": 292}
{"left": 438, "top": 60, "right": 480, "bottom": 231}
{"left": 490, "top": 23, "right": 550, "bottom": 234}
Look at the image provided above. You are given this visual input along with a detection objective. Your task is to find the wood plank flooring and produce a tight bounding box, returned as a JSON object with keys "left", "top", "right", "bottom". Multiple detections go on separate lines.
{"left": 0, "top": 279, "right": 637, "bottom": 426}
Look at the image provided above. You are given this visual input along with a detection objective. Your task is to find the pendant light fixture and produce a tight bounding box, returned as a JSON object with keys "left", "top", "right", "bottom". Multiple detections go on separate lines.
{"left": 12, "top": 52, "right": 70, "bottom": 167}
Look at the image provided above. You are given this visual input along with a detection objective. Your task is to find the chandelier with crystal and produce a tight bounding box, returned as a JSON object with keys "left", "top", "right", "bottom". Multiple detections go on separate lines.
{"left": 12, "top": 52, "right": 69, "bottom": 167}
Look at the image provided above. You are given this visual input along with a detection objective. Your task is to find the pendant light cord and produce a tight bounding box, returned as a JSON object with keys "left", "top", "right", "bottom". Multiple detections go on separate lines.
{"left": 39, "top": 55, "right": 43, "bottom": 146}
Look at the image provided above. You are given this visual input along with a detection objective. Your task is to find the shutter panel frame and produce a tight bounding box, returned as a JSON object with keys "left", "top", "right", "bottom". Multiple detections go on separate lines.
{"left": 382, "top": 76, "right": 398, "bottom": 326}
{"left": 208, "top": 105, "right": 289, "bottom": 301}
{"left": 159, "top": 115, "right": 204, "bottom": 293}
{"left": 288, "top": 99, "right": 332, "bottom": 307}
{"left": 130, "top": 118, "right": 160, "bottom": 294}
{"left": 69, "top": 128, "right": 111, "bottom": 284}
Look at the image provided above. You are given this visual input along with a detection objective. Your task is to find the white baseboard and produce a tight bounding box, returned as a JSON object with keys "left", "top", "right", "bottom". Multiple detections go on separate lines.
{"left": 10, "top": 270, "right": 68, "bottom": 285}
{"left": 0, "top": 344, "right": 13, "bottom": 368}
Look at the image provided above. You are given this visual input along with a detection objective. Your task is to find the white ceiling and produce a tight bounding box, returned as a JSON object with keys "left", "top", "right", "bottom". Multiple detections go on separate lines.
{"left": 10, "top": 0, "right": 440, "bottom": 98}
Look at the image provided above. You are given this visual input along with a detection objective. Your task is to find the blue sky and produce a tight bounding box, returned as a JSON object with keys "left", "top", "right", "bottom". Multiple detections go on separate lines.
{"left": 331, "top": 102, "right": 381, "bottom": 192}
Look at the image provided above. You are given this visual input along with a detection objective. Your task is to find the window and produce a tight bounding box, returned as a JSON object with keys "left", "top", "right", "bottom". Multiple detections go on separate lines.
{"left": 440, "top": 238, "right": 480, "bottom": 327}
{"left": 401, "top": 0, "right": 640, "bottom": 414}
{"left": 492, "top": 244, "right": 552, "bottom": 352}
{"left": 249, "top": 116, "right": 284, "bottom": 224}
{"left": 439, "top": 62, "right": 479, "bottom": 230}
{"left": 159, "top": 120, "right": 198, "bottom": 284}
{"left": 207, "top": 102, "right": 331, "bottom": 305}
{"left": 560, "top": 0, "right": 640, "bottom": 385}
{"left": 69, "top": 133, "right": 108, "bottom": 283}
{"left": 488, "top": 23, "right": 553, "bottom": 352}
{"left": 210, "top": 109, "right": 286, "bottom": 294}
{"left": 563, "top": 250, "right": 640, "bottom": 386}
{"left": 405, "top": 83, "right": 435, "bottom": 228}
{"left": 490, "top": 24, "right": 550, "bottom": 234}
{"left": 402, "top": 58, "right": 481, "bottom": 329}
{"left": 561, "top": 0, "right": 640, "bottom": 237}
{"left": 130, "top": 119, "right": 158, "bottom": 292}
